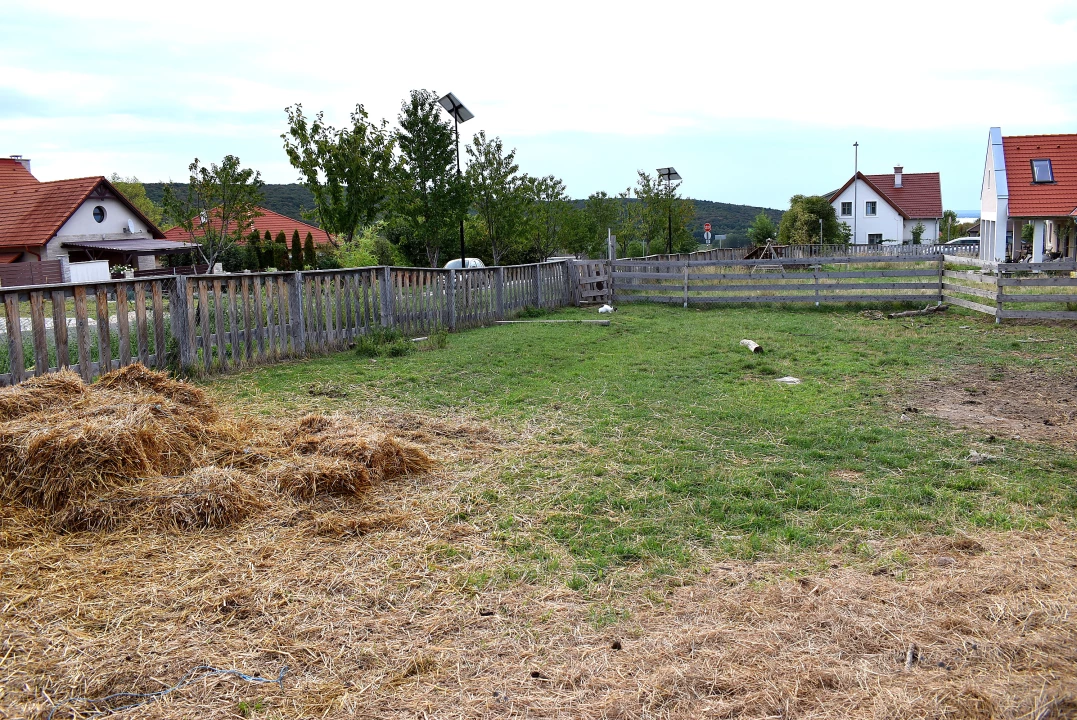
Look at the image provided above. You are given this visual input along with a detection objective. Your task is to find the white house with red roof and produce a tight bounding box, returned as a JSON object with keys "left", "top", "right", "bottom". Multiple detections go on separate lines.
{"left": 980, "top": 127, "right": 1077, "bottom": 263}
{"left": 827, "top": 167, "right": 943, "bottom": 245}
{"left": 0, "top": 156, "right": 196, "bottom": 271}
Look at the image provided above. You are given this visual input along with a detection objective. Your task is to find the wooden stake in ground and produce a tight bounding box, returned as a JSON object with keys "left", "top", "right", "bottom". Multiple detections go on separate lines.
{"left": 740, "top": 339, "right": 762, "bottom": 353}
{"left": 887, "top": 304, "right": 949, "bottom": 319}
{"left": 495, "top": 320, "right": 610, "bottom": 326}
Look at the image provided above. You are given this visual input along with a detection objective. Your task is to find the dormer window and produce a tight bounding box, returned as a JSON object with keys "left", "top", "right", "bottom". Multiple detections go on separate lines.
{"left": 1031, "top": 158, "right": 1054, "bottom": 183}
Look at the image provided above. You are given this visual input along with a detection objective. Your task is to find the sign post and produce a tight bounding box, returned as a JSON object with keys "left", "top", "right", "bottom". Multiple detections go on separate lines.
{"left": 703, "top": 222, "right": 712, "bottom": 244}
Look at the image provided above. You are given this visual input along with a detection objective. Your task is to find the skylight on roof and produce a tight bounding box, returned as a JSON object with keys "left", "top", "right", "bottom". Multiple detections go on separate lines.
{"left": 1031, "top": 158, "right": 1054, "bottom": 183}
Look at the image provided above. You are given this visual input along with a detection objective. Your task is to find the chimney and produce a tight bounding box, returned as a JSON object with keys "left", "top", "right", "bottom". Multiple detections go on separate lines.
{"left": 894, "top": 165, "right": 903, "bottom": 188}
{"left": 9, "top": 154, "right": 31, "bottom": 174}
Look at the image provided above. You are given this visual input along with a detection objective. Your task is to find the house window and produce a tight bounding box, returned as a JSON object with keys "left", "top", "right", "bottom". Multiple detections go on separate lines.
{"left": 1031, "top": 158, "right": 1054, "bottom": 183}
{"left": 92, "top": 206, "right": 106, "bottom": 223}
{"left": 865, "top": 201, "right": 877, "bottom": 216}
{"left": 868, "top": 233, "right": 882, "bottom": 244}
{"left": 840, "top": 202, "right": 852, "bottom": 216}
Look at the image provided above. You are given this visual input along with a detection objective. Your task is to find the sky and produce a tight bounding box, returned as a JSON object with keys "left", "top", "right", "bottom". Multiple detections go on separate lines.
{"left": 3, "top": 0, "right": 1076, "bottom": 214}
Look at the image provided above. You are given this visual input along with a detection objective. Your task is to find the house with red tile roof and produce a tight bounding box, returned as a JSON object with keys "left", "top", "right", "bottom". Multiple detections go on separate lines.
{"left": 0, "top": 156, "right": 196, "bottom": 270}
{"left": 979, "top": 128, "right": 1077, "bottom": 263}
{"left": 162, "top": 206, "right": 331, "bottom": 247}
{"left": 827, "top": 167, "right": 944, "bottom": 245}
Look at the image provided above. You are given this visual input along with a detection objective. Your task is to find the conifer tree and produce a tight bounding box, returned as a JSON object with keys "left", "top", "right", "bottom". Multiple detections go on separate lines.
{"left": 291, "top": 229, "right": 303, "bottom": 269}
{"left": 263, "top": 230, "right": 273, "bottom": 269}
{"left": 304, "top": 232, "right": 316, "bottom": 269}
{"left": 276, "top": 230, "right": 288, "bottom": 269}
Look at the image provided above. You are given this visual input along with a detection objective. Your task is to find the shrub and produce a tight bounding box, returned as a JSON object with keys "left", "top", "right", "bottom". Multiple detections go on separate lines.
{"left": 355, "top": 328, "right": 414, "bottom": 358}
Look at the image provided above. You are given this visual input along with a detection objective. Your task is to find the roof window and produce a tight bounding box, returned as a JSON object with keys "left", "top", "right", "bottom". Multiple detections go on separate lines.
{"left": 1031, "top": 158, "right": 1054, "bottom": 183}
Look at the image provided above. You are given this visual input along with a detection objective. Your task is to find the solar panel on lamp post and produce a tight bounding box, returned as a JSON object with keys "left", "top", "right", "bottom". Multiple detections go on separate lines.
{"left": 657, "top": 167, "right": 681, "bottom": 254}
{"left": 438, "top": 92, "right": 474, "bottom": 269}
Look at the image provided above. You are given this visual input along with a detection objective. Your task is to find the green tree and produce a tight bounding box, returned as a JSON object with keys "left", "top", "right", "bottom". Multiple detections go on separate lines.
{"left": 911, "top": 222, "right": 926, "bottom": 244}
{"left": 634, "top": 171, "right": 695, "bottom": 253}
{"left": 580, "top": 191, "right": 619, "bottom": 258}
{"left": 282, "top": 103, "right": 394, "bottom": 245}
{"left": 940, "top": 209, "right": 960, "bottom": 243}
{"left": 465, "top": 131, "right": 527, "bottom": 265}
{"left": 777, "top": 195, "right": 842, "bottom": 244}
{"left": 262, "top": 230, "right": 273, "bottom": 269}
{"left": 291, "top": 229, "right": 304, "bottom": 269}
{"left": 275, "top": 231, "right": 289, "bottom": 269}
{"left": 393, "top": 89, "right": 472, "bottom": 267}
{"left": 746, "top": 211, "right": 779, "bottom": 245}
{"left": 109, "top": 174, "right": 165, "bottom": 227}
{"left": 522, "top": 175, "right": 570, "bottom": 261}
{"left": 304, "top": 232, "right": 316, "bottom": 268}
{"left": 161, "top": 155, "right": 265, "bottom": 269}
{"left": 614, "top": 188, "right": 641, "bottom": 256}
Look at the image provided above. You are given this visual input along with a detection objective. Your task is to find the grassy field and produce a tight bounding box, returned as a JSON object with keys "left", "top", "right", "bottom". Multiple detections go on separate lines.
{"left": 210, "top": 303, "right": 1077, "bottom": 587}
{"left": 8, "top": 302, "right": 1077, "bottom": 719}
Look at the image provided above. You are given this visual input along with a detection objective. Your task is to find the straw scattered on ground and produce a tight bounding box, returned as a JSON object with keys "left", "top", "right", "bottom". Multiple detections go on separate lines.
{"left": 0, "top": 365, "right": 432, "bottom": 532}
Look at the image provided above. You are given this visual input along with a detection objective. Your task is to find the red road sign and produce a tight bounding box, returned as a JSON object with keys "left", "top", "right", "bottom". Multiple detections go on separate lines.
{"left": 704, "top": 222, "right": 712, "bottom": 232}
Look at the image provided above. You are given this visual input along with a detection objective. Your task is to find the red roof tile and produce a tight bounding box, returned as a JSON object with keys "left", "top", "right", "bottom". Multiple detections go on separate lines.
{"left": 862, "top": 172, "right": 943, "bottom": 218}
{"left": 1003, "top": 134, "right": 1077, "bottom": 217}
{"left": 163, "top": 206, "right": 331, "bottom": 245}
{"left": 828, "top": 171, "right": 943, "bottom": 219}
{"left": 0, "top": 158, "right": 39, "bottom": 188}
{"left": 0, "top": 177, "right": 166, "bottom": 251}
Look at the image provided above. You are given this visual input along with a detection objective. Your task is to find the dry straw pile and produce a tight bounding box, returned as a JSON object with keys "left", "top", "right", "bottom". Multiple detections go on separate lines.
{"left": 0, "top": 364, "right": 431, "bottom": 532}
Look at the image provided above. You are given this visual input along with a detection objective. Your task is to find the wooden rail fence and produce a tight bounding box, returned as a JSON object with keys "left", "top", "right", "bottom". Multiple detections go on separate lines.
{"left": 0, "top": 260, "right": 574, "bottom": 386}
{"left": 612, "top": 255, "right": 946, "bottom": 307}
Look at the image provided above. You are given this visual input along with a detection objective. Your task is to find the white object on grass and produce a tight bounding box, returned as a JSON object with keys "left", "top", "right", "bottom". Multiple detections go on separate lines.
{"left": 598, "top": 304, "right": 616, "bottom": 313}
{"left": 775, "top": 376, "right": 801, "bottom": 385}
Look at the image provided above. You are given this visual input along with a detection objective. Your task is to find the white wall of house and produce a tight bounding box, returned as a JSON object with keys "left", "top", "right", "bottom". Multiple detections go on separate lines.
{"left": 980, "top": 127, "right": 1009, "bottom": 262}
{"left": 830, "top": 180, "right": 904, "bottom": 244}
{"left": 56, "top": 197, "right": 152, "bottom": 237}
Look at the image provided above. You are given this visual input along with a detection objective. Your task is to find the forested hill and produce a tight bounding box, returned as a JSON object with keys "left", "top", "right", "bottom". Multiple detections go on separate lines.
{"left": 143, "top": 183, "right": 317, "bottom": 225}
{"left": 688, "top": 199, "right": 784, "bottom": 244}
{"left": 144, "top": 183, "right": 784, "bottom": 240}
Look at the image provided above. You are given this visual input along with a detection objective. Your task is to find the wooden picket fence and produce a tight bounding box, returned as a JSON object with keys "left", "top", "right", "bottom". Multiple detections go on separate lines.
{"left": 0, "top": 260, "right": 575, "bottom": 386}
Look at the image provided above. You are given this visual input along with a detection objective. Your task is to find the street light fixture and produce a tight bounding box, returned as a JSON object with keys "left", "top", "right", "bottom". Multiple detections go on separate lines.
{"left": 657, "top": 167, "right": 681, "bottom": 254}
{"left": 438, "top": 92, "right": 474, "bottom": 269}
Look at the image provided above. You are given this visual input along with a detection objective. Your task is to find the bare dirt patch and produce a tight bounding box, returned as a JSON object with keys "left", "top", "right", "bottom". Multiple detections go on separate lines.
{"left": 911, "top": 367, "right": 1077, "bottom": 444}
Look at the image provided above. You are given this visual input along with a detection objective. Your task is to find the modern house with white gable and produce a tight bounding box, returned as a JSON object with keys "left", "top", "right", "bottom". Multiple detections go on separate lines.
{"left": 979, "top": 127, "right": 1077, "bottom": 263}
{"left": 827, "top": 167, "right": 943, "bottom": 244}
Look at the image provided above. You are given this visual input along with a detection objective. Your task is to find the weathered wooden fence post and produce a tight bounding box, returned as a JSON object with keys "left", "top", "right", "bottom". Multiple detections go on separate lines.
{"left": 496, "top": 266, "right": 505, "bottom": 320}
{"left": 533, "top": 265, "right": 542, "bottom": 308}
{"left": 169, "top": 275, "right": 195, "bottom": 373}
{"left": 448, "top": 269, "right": 457, "bottom": 330}
{"left": 682, "top": 261, "right": 689, "bottom": 308}
{"left": 937, "top": 254, "right": 945, "bottom": 305}
{"left": 287, "top": 271, "right": 306, "bottom": 355}
{"left": 379, "top": 266, "right": 393, "bottom": 328}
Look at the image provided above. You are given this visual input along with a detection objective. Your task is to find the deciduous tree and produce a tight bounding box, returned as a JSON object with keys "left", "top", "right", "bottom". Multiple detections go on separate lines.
{"left": 465, "top": 131, "right": 525, "bottom": 265}
{"left": 282, "top": 103, "right": 394, "bottom": 245}
{"left": 777, "top": 195, "right": 842, "bottom": 244}
{"left": 109, "top": 174, "right": 164, "bottom": 227}
{"left": 392, "top": 89, "right": 471, "bottom": 267}
{"left": 161, "top": 156, "right": 265, "bottom": 270}
{"left": 746, "top": 211, "right": 778, "bottom": 245}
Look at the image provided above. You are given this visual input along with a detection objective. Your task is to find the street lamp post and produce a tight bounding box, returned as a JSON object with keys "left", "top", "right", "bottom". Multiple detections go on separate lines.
{"left": 438, "top": 92, "right": 474, "bottom": 268}
{"left": 656, "top": 167, "right": 681, "bottom": 254}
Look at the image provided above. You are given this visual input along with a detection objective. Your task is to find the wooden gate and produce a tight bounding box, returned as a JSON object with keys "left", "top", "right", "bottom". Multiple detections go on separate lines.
{"left": 574, "top": 260, "right": 610, "bottom": 304}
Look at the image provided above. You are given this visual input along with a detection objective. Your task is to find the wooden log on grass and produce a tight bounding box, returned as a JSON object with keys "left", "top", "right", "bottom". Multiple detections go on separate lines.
{"left": 887, "top": 303, "right": 949, "bottom": 319}
{"left": 740, "top": 339, "right": 762, "bottom": 353}
{"left": 495, "top": 320, "right": 610, "bottom": 326}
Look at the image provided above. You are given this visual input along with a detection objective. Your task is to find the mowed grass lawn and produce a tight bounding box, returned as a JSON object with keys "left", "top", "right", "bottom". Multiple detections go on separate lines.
{"left": 207, "top": 304, "right": 1077, "bottom": 586}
